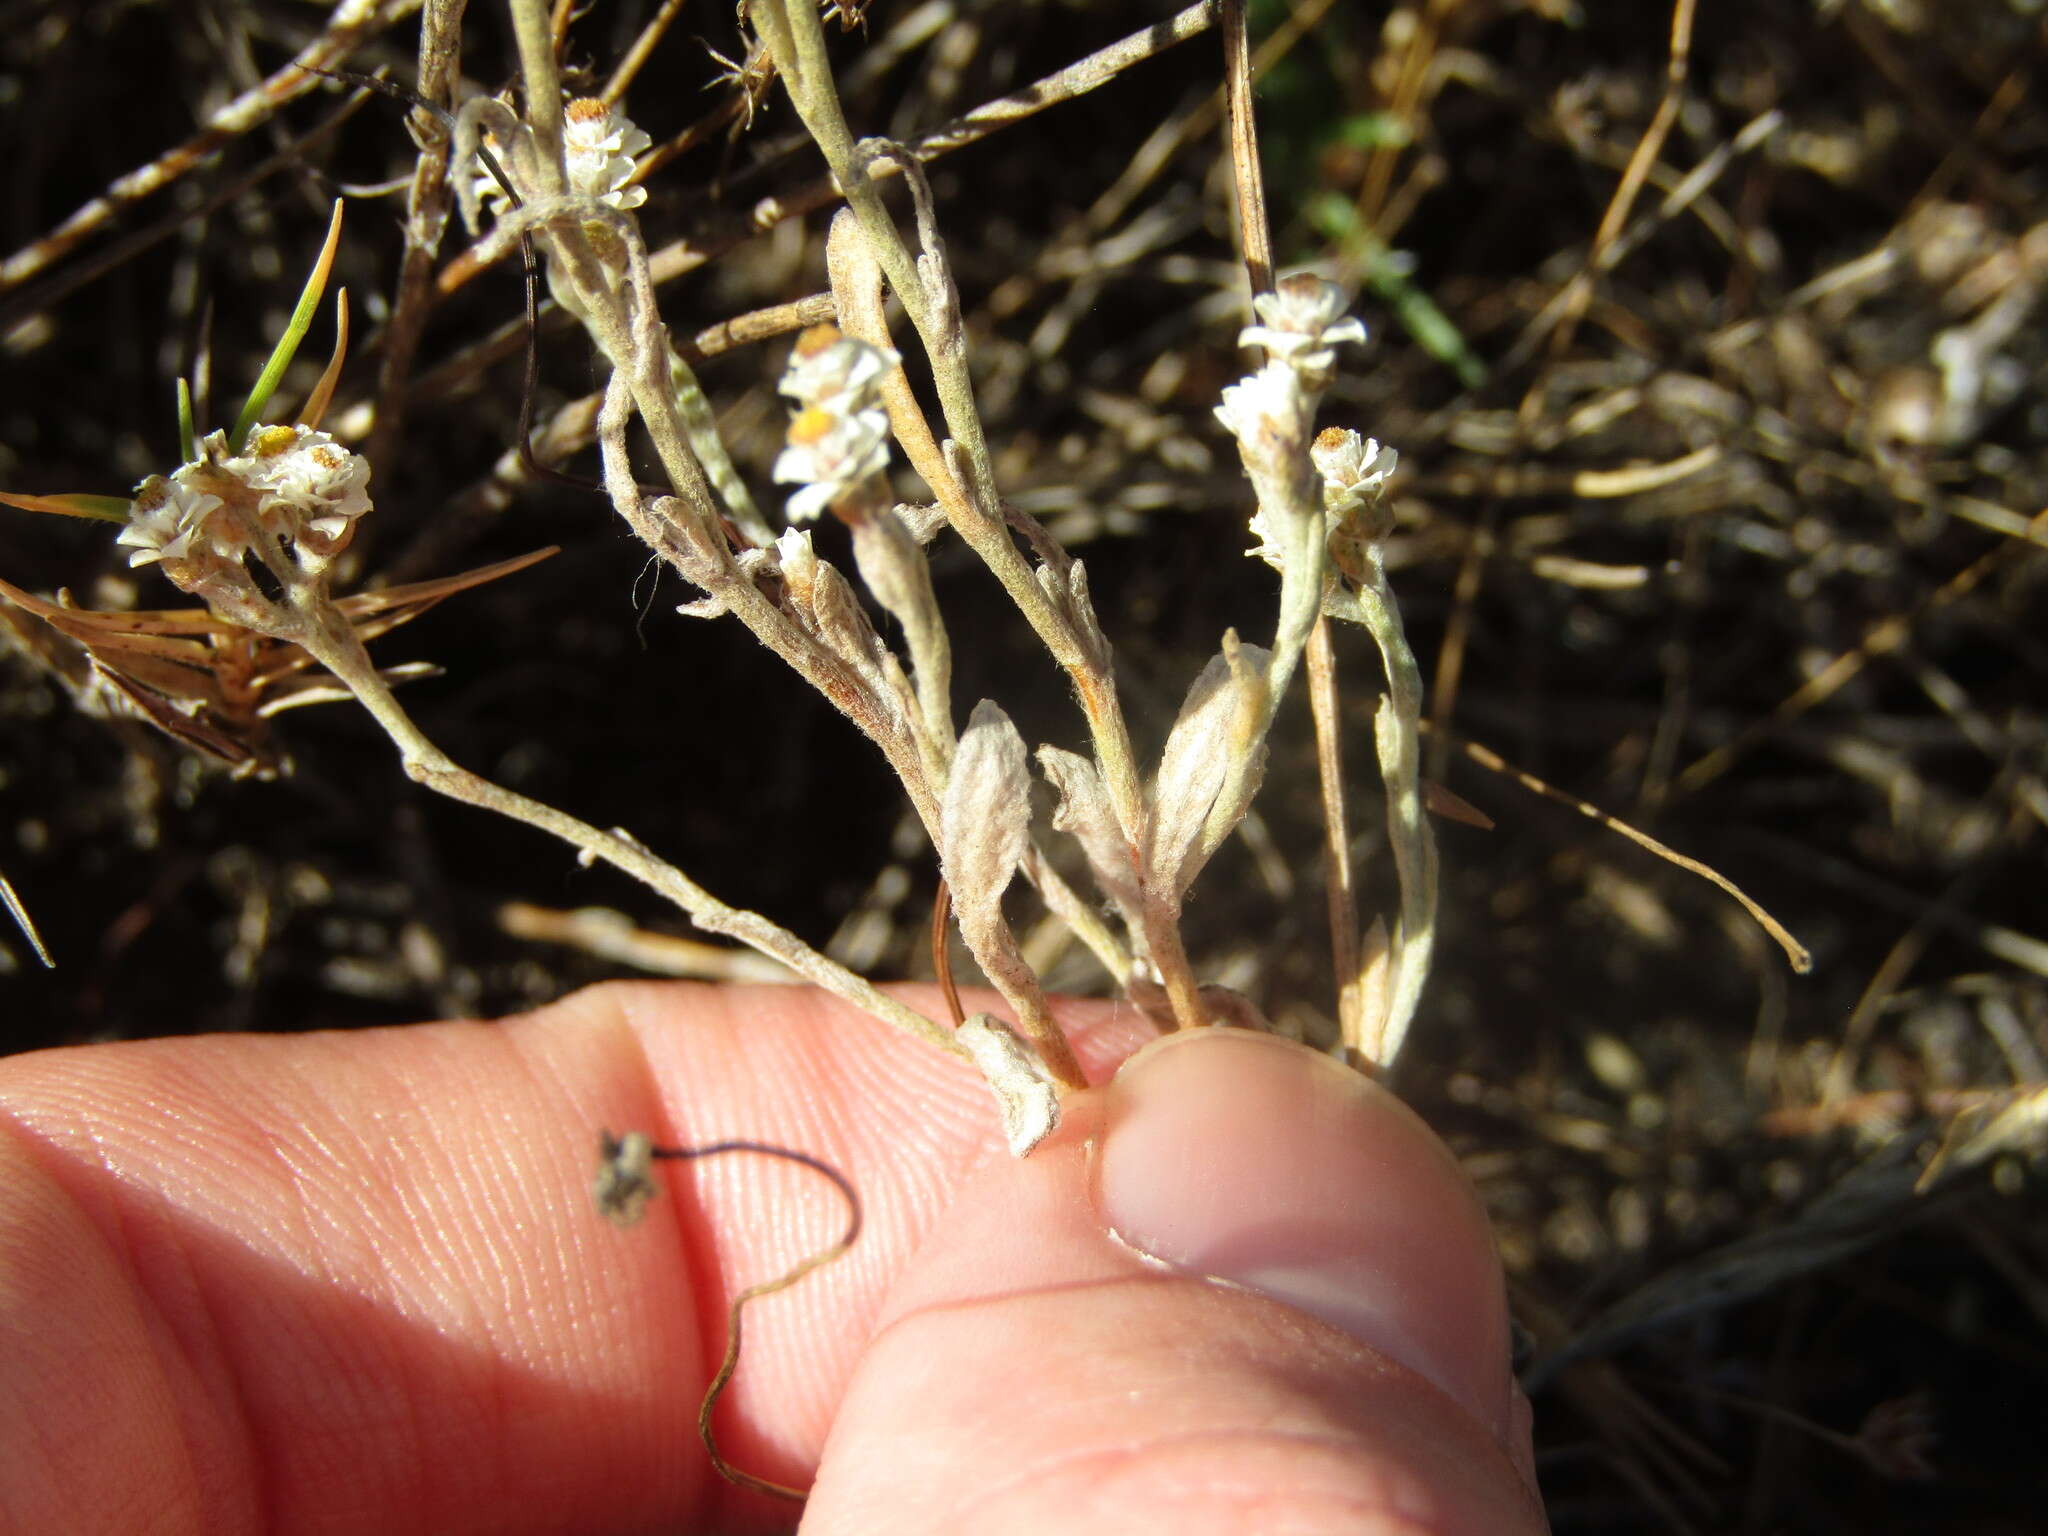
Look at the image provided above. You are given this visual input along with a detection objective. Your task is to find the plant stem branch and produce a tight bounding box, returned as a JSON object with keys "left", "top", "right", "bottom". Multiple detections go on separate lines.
{"left": 506, "top": 0, "right": 566, "bottom": 196}
{"left": 1333, "top": 554, "right": 1438, "bottom": 1065}
{"left": 1306, "top": 615, "right": 1363, "bottom": 1041}
{"left": 289, "top": 588, "right": 958, "bottom": 1057}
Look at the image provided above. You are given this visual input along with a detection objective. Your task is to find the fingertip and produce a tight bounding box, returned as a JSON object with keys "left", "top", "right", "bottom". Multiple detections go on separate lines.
{"left": 1099, "top": 1028, "right": 1516, "bottom": 1444}
{"left": 805, "top": 1027, "right": 1543, "bottom": 1535}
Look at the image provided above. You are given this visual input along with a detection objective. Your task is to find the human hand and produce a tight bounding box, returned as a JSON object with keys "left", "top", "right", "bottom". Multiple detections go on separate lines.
{"left": 0, "top": 983, "right": 1544, "bottom": 1534}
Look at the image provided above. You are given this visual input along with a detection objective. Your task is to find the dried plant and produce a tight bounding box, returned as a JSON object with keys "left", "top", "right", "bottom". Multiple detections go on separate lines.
{"left": 0, "top": 0, "right": 1906, "bottom": 1514}
{"left": 0, "top": 0, "right": 1811, "bottom": 1135}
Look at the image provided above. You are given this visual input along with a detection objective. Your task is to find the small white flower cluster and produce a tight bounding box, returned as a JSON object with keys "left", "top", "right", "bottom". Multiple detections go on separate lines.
{"left": 562, "top": 97, "right": 651, "bottom": 210}
{"left": 473, "top": 97, "right": 651, "bottom": 221}
{"left": 1215, "top": 273, "right": 1390, "bottom": 572}
{"left": 1311, "top": 427, "right": 1398, "bottom": 509}
{"left": 116, "top": 474, "right": 225, "bottom": 568}
{"left": 773, "top": 526, "right": 819, "bottom": 599}
{"left": 1240, "top": 274, "right": 1367, "bottom": 383}
{"left": 772, "top": 324, "right": 898, "bottom": 523}
{"left": 115, "top": 425, "right": 372, "bottom": 588}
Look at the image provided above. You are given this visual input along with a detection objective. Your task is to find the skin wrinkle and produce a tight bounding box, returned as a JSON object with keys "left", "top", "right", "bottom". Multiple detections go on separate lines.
{"left": 158, "top": 1203, "right": 266, "bottom": 1528}
{"left": 0, "top": 1104, "right": 245, "bottom": 1532}
{"left": 421, "top": 1036, "right": 577, "bottom": 1531}
{"left": 947, "top": 1426, "right": 1450, "bottom": 1534}
{"left": 841, "top": 1272, "right": 1429, "bottom": 1514}
{"left": 843, "top": 1299, "right": 1536, "bottom": 1536}
{"left": 264, "top": 1050, "right": 516, "bottom": 1517}
{"left": 252, "top": 1052, "right": 444, "bottom": 1523}
{"left": 471, "top": 1030, "right": 584, "bottom": 1334}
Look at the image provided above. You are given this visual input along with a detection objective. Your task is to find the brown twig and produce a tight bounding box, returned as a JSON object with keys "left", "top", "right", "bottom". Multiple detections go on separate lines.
{"left": 603, "top": 0, "right": 690, "bottom": 104}
{"left": 1305, "top": 621, "right": 1361, "bottom": 1041}
{"left": 1429, "top": 724, "right": 1813, "bottom": 974}
{"left": 930, "top": 879, "right": 965, "bottom": 1027}
{"left": 0, "top": 0, "right": 418, "bottom": 297}
{"left": 1548, "top": 0, "right": 1697, "bottom": 360}
{"left": 0, "top": 84, "right": 379, "bottom": 336}
{"left": 631, "top": 1135, "right": 862, "bottom": 1503}
{"left": 363, "top": 0, "right": 470, "bottom": 477}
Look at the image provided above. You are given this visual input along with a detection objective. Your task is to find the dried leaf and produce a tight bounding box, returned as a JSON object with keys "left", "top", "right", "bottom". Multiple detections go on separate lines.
{"left": 297, "top": 287, "right": 350, "bottom": 432}
{"left": 0, "top": 489, "right": 131, "bottom": 523}
{"left": 0, "top": 548, "right": 556, "bottom": 775}
{"left": 941, "top": 700, "right": 1032, "bottom": 946}
{"left": 958, "top": 1013, "right": 1061, "bottom": 1157}
{"left": 1037, "top": 745, "right": 1142, "bottom": 924}
{"left": 808, "top": 561, "right": 887, "bottom": 677}
{"left": 892, "top": 501, "right": 948, "bottom": 544}
{"left": 1148, "top": 641, "right": 1271, "bottom": 896}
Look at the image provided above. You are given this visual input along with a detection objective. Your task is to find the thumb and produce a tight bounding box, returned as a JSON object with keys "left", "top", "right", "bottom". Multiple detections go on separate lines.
{"left": 802, "top": 1027, "right": 1545, "bottom": 1535}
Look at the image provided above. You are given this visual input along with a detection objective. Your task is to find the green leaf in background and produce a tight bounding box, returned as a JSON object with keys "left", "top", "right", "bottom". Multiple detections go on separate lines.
{"left": 1309, "top": 191, "right": 1487, "bottom": 390}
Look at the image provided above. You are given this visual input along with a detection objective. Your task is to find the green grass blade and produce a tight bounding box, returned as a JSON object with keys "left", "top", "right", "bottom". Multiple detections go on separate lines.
{"left": 177, "top": 376, "right": 197, "bottom": 463}
{"left": 0, "top": 490, "right": 131, "bottom": 523}
{"left": 230, "top": 199, "right": 345, "bottom": 452}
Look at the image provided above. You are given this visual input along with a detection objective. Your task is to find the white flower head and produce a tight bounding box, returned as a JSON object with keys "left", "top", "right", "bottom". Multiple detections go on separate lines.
{"left": 1312, "top": 428, "right": 1398, "bottom": 514}
{"left": 470, "top": 96, "right": 651, "bottom": 222}
{"left": 1315, "top": 427, "right": 1398, "bottom": 561}
{"left": 1239, "top": 272, "right": 1366, "bottom": 380}
{"left": 114, "top": 472, "right": 221, "bottom": 568}
{"left": 1215, "top": 358, "right": 1306, "bottom": 446}
{"left": 1219, "top": 360, "right": 1323, "bottom": 568}
{"left": 562, "top": 97, "right": 651, "bottom": 210}
{"left": 774, "top": 404, "right": 891, "bottom": 523}
{"left": 778, "top": 324, "right": 899, "bottom": 411}
{"left": 773, "top": 326, "right": 899, "bottom": 523}
{"left": 773, "top": 526, "right": 819, "bottom": 603}
{"left": 229, "top": 424, "right": 373, "bottom": 554}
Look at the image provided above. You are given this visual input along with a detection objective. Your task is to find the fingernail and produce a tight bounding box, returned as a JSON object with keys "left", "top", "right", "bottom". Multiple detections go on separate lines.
{"left": 1098, "top": 1028, "right": 1514, "bottom": 1441}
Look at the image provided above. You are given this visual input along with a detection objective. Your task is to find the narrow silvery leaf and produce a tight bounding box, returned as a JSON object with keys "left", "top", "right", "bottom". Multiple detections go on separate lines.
{"left": 849, "top": 510, "right": 929, "bottom": 629}
{"left": 1148, "top": 641, "right": 1272, "bottom": 896}
{"left": 809, "top": 561, "right": 886, "bottom": 676}
{"left": 1028, "top": 557, "right": 1111, "bottom": 671}
{"left": 1037, "top": 746, "right": 1142, "bottom": 923}
{"left": 1061, "top": 560, "right": 1112, "bottom": 671}
{"left": 893, "top": 501, "right": 948, "bottom": 544}
{"left": 941, "top": 701, "right": 1032, "bottom": 943}
{"left": 958, "top": 1013, "right": 1061, "bottom": 1157}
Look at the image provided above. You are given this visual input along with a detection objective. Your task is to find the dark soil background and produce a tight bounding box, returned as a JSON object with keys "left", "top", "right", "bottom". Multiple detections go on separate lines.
{"left": 4, "top": 0, "right": 2047, "bottom": 1529}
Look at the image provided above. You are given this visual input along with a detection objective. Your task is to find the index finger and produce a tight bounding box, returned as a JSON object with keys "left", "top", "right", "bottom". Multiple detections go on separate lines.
{"left": 0, "top": 981, "right": 1154, "bottom": 1534}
